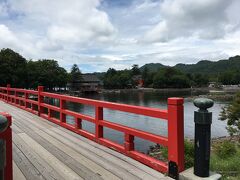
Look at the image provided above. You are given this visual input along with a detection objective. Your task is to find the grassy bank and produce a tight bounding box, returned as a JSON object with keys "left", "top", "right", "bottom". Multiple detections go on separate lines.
{"left": 210, "top": 139, "right": 240, "bottom": 179}
{"left": 148, "top": 137, "right": 240, "bottom": 179}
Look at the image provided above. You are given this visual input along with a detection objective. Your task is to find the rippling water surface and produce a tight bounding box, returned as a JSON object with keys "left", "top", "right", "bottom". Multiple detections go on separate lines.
{"left": 47, "top": 90, "right": 228, "bottom": 153}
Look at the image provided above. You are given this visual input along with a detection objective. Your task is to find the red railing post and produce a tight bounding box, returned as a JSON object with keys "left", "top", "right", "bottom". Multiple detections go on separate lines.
{"left": 0, "top": 85, "right": 187, "bottom": 175}
{"left": 0, "top": 112, "right": 13, "bottom": 180}
{"left": 38, "top": 86, "right": 44, "bottom": 116}
{"left": 167, "top": 98, "right": 184, "bottom": 177}
{"left": 60, "top": 99, "right": 66, "bottom": 123}
{"left": 124, "top": 134, "right": 134, "bottom": 153}
{"left": 24, "top": 92, "right": 28, "bottom": 109}
{"left": 75, "top": 117, "right": 82, "bottom": 129}
{"left": 95, "top": 106, "right": 103, "bottom": 141}
{"left": 6, "top": 84, "right": 10, "bottom": 103}
{"left": 15, "top": 90, "right": 18, "bottom": 105}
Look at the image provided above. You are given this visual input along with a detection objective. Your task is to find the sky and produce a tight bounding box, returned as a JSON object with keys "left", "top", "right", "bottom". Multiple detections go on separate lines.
{"left": 0, "top": 0, "right": 240, "bottom": 72}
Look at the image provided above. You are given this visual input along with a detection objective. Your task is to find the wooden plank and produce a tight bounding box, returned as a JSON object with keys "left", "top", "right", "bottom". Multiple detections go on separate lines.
{"left": 11, "top": 110, "right": 56, "bottom": 132}
{"left": 45, "top": 128, "right": 142, "bottom": 180}
{"left": 12, "top": 143, "right": 45, "bottom": 180}
{"left": 13, "top": 161, "right": 26, "bottom": 180}
{"left": 13, "top": 120, "right": 103, "bottom": 180}
{"left": 12, "top": 124, "right": 24, "bottom": 134}
{"left": 16, "top": 131, "right": 82, "bottom": 180}
{"left": 58, "top": 127, "right": 168, "bottom": 179}
{"left": 11, "top": 113, "right": 121, "bottom": 179}
{"left": 0, "top": 101, "right": 168, "bottom": 179}
{"left": 13, "top": 115, "right": 139, "bottom": 180}
{"left": 13, "top": 133, "right": 65, "bottom": 180}
{"left": 35, "top": 129, "right": 119, "bottom": 180}
{"left": 0, "top": 103, "right": 57, "bottom": 130}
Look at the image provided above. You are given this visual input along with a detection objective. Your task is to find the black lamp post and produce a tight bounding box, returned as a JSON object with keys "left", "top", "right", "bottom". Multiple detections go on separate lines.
{"left": 193, "top": 98, "right": 214, "bottom": 177}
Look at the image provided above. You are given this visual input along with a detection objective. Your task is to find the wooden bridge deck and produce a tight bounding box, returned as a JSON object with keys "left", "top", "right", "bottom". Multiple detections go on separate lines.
{"left": 0, "top": 101, "right": 170, "bottom": 180}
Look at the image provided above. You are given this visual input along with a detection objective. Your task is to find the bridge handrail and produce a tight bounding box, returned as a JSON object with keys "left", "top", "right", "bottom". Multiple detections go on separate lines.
{"left": 0, "top": 112, "right": 13, "bottom": 180}
{"left": 0, "top": 85, "right": 184, "bottom": 175}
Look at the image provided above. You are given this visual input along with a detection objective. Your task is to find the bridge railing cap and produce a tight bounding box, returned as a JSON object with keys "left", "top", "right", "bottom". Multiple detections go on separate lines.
{"left": 168, "top": 98, "right": 184, "bottom": 105}
{"left": 193, "top": 98, "right": 214, "bottom": 111}
{"left": 0, "top": 115, "right": 8, "bottom": 133}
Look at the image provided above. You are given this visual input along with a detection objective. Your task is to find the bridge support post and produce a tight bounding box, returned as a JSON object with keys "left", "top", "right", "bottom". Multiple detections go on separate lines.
{"left": 60, "top": 99, "right": 66, "bottom": 123}
{"left": 38, "top": 86, "right": 44, "bottom": 116}
{"left": 0, "top": 113, "right": 12, "bottom": 180}
{"left": 124, "top": 134, "right": 134, "bottom": 152}
{"left": 167, "top": 98, "right": 184, "bottom": 179}
{"left": 6, "top": 85, "right": 10, "bottom": 103}
{"left": 24, "top": 92, "right": 28, "bottom": 109}
{"left": 193, "top": 98, "right": 213, "bottom": 177}
{"left": 95, "top": 106, "right": 103, "bottom": 142}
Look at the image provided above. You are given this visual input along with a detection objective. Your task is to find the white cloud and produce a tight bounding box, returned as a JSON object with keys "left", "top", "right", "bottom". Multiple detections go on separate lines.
{"left": 0, "top": 0, "right": 239, "bottom": 72}
{"left": 3, "top": 0, "right": 116, "bottom": 52}
{"left": 0, "top": 24, "right": 18, "bottom": 48}
{"left": 144, "top": 0, "right": 237, "bottom": 42}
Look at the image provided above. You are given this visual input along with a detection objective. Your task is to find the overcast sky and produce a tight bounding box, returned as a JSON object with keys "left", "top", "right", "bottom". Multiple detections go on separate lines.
{"left": 0, "top": 0, "right": 240, "bottom": 72}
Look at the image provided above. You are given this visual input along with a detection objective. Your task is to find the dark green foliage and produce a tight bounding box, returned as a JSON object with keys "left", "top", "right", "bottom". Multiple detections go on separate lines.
{"left": 69, "top": 64, "right": 82, "bottom": 82}
{"left": 191, "top": 73, "right": 209, "bottom": 87}
{"left": 219, "top": 92, "right": 240, "bottom": 138}
{"left": 104, "top": 66, "right": 209, "bottom": 89}
{"left": 26, "top": 60, "right": 68, "bottom": 89}
{"left": 131, "top": 64, "right": 140, "bottom": 76}
{"left": 214, "top": 141, "right": 237, "bottom": 159}
{"left": 141, "top": 67, "right": 154, "bottom": 87}
{"left": 0, "top": 48, "right": 68, "bottom": 89}
{"left": 153, "top": 67, "right": 191, "bottom": 88}
{"left": 157, "top": 140, "right": 194, "bottom": 169}
{"left": 140, "top": 63, "right": 167, "bottom": 72}
{"left": 219, "top": 70, "right": 240, "bottom": 85}
{"left": 103, "top": 68, "right": 132, "bottom": 89}
{"left": 184, "top": 140, "right": 194, "bottom": 169}
{"left": 0, "top": 48, "right": 27, "bottom": 87}
{"left": 210, "top": 142, "right": 240, "bottom": 179}
{"left": 69, "top": 64, "right": 82, "bottom": 90}
{"left": 174, "top": 56, "right": 240, "bottom": 75}
{"left": 141, "top": 55, "right": 240, "bottom": 86}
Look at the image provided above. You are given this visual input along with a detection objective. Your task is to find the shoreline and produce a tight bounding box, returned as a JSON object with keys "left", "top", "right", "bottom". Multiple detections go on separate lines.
{"left": 101, "top": 87, "right": 210, "bottom": 93}
{"left": 147, "top": 135, "right": 239, "bottom": 162}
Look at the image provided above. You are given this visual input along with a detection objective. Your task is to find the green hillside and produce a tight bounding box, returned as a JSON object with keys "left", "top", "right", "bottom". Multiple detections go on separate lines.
{"left": 140, "top": 63, "right": 167, "bottom": 72}
{"left": 175, "top": 56, "right": 240, "bottom": 74}
{"left": 140, "top": 55, "right": 240, "bottom": 75}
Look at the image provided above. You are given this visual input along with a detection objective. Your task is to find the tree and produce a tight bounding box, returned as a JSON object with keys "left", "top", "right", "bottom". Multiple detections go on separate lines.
{"left": 153, "top": 67, "right": 190, "bottom": 88}
{"left": 26, "top": 59, "right": 68, "bottom": 89}
{"left": 219, "top": 92, "right": 240, "bottom": 140}
{"left": 192, "top": 73, "right": 209, "bottom": 87}
{"left": 103, "top": 68, "right": 132, "bottom": 89}
{"left": 0, "top": 48, "right": 27, "bottom": 87}
{"left": 70, "top": 64, "right": 82, "bottom": 82}
{"left": 131, "top": 64, "right": 140, "bottom": 76}
{"left": 219, "top": 70, "right": 240, "bottom": 85}
{"left": 69, "top": 64, "right": 82, "bottom": 90}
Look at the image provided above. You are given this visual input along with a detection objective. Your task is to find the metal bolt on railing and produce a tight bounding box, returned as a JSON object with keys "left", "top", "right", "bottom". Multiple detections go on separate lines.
{"left": 0, "top": 115, "right": 8, "bottom": 180}
{"left": 193, "top": 98, "right": 214, "bottom": 177}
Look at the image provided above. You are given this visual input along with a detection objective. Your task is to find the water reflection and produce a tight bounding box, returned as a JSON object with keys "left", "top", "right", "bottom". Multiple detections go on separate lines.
{"left": 46, "top": 90, "right": 228, "bottom": 153}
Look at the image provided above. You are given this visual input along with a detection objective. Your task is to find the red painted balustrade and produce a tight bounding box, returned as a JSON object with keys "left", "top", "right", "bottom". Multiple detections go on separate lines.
{"left": 0, "top": 85, "right": 184, "bottom": 175}
{"left": 0, "top": 112, "right": 12, "bottom": 180}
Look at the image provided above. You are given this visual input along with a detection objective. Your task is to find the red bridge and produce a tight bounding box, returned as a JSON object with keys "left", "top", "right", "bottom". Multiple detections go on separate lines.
{"left": 0, "top": 85, "right": 184, "bottom": 180}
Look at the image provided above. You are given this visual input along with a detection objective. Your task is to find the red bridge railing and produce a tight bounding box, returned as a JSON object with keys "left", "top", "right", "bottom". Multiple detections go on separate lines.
{"left": 0, "top": 112, "right": 12, "bottom": 180}
{"left": 0, "top": 85, "right": 184, "bottom": 176}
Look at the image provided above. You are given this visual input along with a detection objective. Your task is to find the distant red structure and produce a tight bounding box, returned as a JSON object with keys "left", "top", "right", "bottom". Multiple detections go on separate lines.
{"left": 0, "top": 84, "right": 184, "bottom": 175}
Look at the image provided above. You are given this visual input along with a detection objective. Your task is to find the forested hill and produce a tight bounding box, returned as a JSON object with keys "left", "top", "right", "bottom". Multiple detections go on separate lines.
{"left": 140, "top": 55, "right": 240, "bottom": 74}
{"left": 140, "top": 63, "right": 167, "bottom": 72}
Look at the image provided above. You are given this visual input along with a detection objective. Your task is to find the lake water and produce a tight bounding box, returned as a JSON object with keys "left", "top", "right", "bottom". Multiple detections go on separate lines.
{"left": 48, "top": 90, "right": 229, "bottom": 153}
